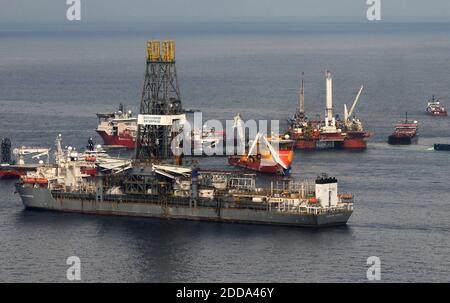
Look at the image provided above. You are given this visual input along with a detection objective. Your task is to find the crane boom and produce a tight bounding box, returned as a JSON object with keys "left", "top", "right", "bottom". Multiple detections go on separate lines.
{"left": 347, "top": 85, "right": 364, "bottom": 120}
{"left": 13, "top": 147, "right": 51, "bottom": 165}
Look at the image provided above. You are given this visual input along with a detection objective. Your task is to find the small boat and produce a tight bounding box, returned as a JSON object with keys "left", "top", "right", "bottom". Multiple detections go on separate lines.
{"left": 388, "top": 113, "right": 419, "bottom": 145}
{"left": 426, "top": 95, "right": 447, "bottom": 116}
{"left": 434, "top": 144, "right": 450, "bottom": 151}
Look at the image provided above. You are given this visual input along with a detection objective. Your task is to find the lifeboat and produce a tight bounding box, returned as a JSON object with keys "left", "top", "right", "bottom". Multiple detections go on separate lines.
{"left": 338, "top": 193, "right": 354, "bottom": 200}
{"left": 84, "top": 156, "right": 97, "bottom": 162}
{"left": 22, "top": 178, "right": 48, "bottom": 184}
{"left": 308, "top": 197, "right": 318, "bottom": 204}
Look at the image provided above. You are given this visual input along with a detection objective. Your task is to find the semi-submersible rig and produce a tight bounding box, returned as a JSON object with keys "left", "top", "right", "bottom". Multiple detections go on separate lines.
{"left": 15, "top": 40, "right": 354, "bottom": 227}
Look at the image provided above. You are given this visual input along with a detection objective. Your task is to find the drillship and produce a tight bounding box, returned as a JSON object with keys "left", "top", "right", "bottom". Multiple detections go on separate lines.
{"left": 287, "top": 71, "right": 371, "bottom": 150}
{"left": 15, "top": 40, "right": 354, "bottom": 227}
{"left": 15, "top": 146, "right": 354, "bottom": 227}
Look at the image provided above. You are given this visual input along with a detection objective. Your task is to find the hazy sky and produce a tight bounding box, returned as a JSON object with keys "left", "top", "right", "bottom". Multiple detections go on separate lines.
{"left": 0, "top": 0, "right": 449, "bottom": 22}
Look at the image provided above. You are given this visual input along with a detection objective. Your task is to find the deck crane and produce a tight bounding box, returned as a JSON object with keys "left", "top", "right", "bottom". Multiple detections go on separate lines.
{"left": 247, "top": 133, "right": 288, "bottom": 170}
{"left": 344, "top": 85, "right": 364, "bottom": 122}
{"left": 13, "top": 147, "right": 51, "bottom": 165}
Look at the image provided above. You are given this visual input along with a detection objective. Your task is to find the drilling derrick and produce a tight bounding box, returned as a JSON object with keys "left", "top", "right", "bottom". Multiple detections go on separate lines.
{"left": 1, "top": 138, "right": 12, "bottom": 164}
{"left": 135, "top": 40, "right": 183, "bottom": 162}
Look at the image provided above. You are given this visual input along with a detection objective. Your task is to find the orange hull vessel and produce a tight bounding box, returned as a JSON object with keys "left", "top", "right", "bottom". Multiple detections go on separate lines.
{"left": 228, "top": 134, "right": 294, "bottom": 175}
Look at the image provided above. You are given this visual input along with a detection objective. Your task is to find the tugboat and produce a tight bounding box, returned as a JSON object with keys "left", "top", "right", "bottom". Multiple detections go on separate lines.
{"left": 388, "top": 113, "right": 419, "bottom": 145}
{"left": 426, "top": 95, "right": 447, "bottom": 116}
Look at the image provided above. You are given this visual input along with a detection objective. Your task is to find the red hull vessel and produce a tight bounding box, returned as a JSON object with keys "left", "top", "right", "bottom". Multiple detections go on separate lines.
{"left": 0, "top": 168, "right": 26, "bottom": 179}
{"left": 228, "top": 150, "right": 293, "bottom": 175}
{"left": 96, "top": 105, "right": 137, "bottom": 149}
{"left": 228, "top": 132, "right": 294, "bottom": 175}
{"left": 287, "top": 71, "right": 371, "bottom": 151}
{"left": 427, "top": 110, "right": 447, "bottom": 117}
{"left": 388, "top": 116, "right": 419, "bottom": 145}
{"left": 426, "top": 96, "right": 447, "bottom": 116}
{"left": 96, "top": 130, "right": 136, "bottom": 149}
{"left": 342, "top": 132, "right": 370, "bottom": 149}
{"left": 294, "top": 138, "right": 317, "bottom": 150}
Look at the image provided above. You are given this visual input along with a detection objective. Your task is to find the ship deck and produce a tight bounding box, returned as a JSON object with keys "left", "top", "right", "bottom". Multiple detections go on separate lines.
{"left": 50, "top": 190, "right": 353, "bottom": 216}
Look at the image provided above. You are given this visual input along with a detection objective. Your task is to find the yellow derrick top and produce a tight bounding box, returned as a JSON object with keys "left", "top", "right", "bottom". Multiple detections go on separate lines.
{"left": 146, "top": 40, "right": 175, "bottom": 62}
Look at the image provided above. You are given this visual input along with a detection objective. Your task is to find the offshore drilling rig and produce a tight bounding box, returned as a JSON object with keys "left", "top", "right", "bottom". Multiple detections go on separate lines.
{"left": 135, "top": 40, "right": 184, "bottom": 163}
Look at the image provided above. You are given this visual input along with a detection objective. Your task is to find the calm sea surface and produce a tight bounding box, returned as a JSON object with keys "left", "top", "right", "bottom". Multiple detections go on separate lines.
{"left": 0, "top": 21, "right": 449, "bottom": 282}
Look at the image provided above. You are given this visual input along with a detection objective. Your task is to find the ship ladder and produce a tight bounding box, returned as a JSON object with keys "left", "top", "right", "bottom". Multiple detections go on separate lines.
{"left": 215, "top": 198, "right": 222, "bottom": 218}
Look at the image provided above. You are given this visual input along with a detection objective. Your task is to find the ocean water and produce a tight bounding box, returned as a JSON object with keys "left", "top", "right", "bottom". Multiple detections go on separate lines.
{"left": 0, "top": 20, "right": 450, "bottom": 282}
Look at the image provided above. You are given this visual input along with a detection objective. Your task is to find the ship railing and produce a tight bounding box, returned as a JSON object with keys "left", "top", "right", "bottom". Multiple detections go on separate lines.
{"left": 271, "top": 203, "right": 353, "bottom": 215}
{"left": 50, "top": 190, "right": 354, "bottom": 214}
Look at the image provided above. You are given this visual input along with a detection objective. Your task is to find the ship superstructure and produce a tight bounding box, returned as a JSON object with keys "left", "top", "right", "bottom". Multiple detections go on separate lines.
{"left": 15, "top": 40, "right": 354, "bottom": 227}
{"left": 287, "top": 71, "right": 371, "bottom": 150}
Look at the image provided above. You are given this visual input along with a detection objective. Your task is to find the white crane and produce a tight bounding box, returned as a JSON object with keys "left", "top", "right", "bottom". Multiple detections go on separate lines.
{"left": 233, "top": 113, "right": 246, "bottom": 154}
{"left": 13, "top": 147, "right": 51, "bottom": 165}
{"left": 344, "top": 85, "right": 364, "bottom": 122}
{"left": 247, "top": 133, "right": 288, "bottom": 170}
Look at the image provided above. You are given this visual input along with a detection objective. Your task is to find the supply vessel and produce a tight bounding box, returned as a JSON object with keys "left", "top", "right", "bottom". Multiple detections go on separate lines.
{"left": 96, "top": 104, "right": 137, "bottom": 149}
{"left": 388, "top": 113, "right": 419, "bottom": 145}
{"left": 426, "top": 95, "right": 447, "bottom": 116}
{"left": 287, "top": 71, "right": 371, "bottom": 150}
{"left": 15, "top": 40, "right": 354, "bottom": 227}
